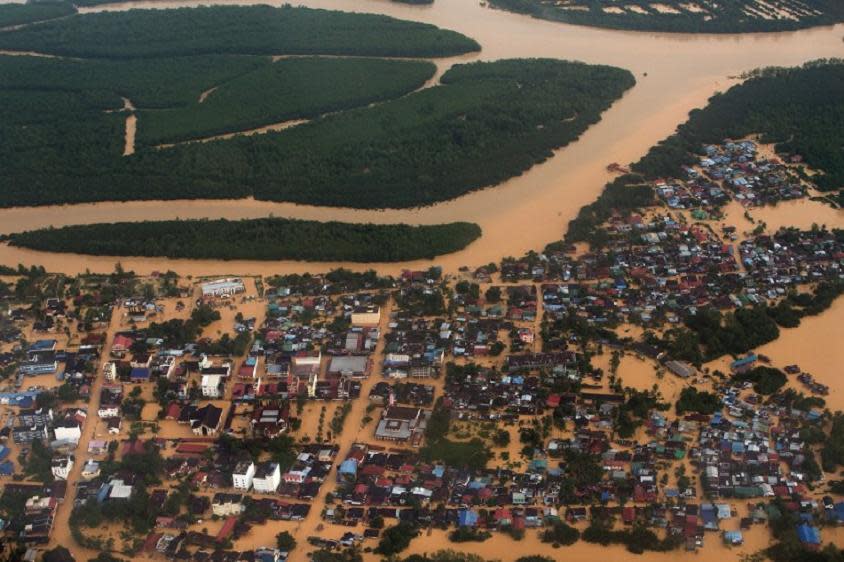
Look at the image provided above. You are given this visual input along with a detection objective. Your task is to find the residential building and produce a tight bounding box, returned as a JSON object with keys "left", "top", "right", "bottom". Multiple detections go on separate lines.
{"left": 232, "top": 461, "right": 256, "bottom": 491}
{"left": 253, "top": 462, "right": 281, "bottom": 493}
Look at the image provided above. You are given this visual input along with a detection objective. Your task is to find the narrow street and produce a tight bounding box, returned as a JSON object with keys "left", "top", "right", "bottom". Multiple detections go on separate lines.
{"left": 283, "top": 297, "right": 395, "bottom": 562}
{"left": 50, "top": 303, "right": 122, "bottom": 562}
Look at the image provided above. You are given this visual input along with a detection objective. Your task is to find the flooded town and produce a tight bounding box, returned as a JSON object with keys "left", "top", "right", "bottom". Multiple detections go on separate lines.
{"left": 1, "top": 132, "right": 843, "bottom": 562}
{"left": 0, "top": 0, "right": 843, "bottom": 561}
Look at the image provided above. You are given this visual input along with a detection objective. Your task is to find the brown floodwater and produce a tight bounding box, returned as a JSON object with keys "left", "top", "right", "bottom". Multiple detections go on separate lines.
{"left": 0, "top": 0, "right": 839, "bottom": 276}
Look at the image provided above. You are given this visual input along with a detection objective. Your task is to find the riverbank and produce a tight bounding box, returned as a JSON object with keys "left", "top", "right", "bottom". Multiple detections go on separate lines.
{"left": 0, "top": 0, "right": 841, "bottom": 275}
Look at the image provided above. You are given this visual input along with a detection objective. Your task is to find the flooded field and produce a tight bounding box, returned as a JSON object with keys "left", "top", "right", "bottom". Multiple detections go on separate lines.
{"left": 0, "top": 0, "right": 840, "bottom": 275}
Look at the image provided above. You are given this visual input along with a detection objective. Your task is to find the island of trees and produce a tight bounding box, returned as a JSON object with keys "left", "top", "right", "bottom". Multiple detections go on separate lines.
{"left": 4, "top": 218, "right": 482, "bottom": 262}
{"left": 487, "top": 0, "right": 844, "bottom": 33}
{"left": 0, "top": 54, "right": 634, "bottom": 208}
{"left": 0, "top": 5, "right": 479, "bottom": 58}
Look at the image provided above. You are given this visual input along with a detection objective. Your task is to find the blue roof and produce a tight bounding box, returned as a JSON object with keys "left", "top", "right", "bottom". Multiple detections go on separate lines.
{"left": 730, "top": 354, "right": 757, "bottom": 368}
{"left": 29, "top": 339, "right": 57, "bottom": 351}
{"left": 0, "top": 461, "right": 13, "bottom": 476}
{"left": 457, "top": 509, "right": 479, "bottom": 527}
{"left": 0, "top": 447, "right": 9, "bottom": 461}
{"left": 130, "top": 367, "right": 150, "bottom": 379}
{"left": 723, "top": 531, "right": 742, "bottom": 543}
{"left": 797, "top": 524, "right": 821, "bottom": 545}
{"left": 338, "top": 459, "right": 358, "bottom": 475}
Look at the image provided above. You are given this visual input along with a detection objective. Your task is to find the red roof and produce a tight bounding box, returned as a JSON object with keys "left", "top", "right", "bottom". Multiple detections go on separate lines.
{"left": 143, "top": 533, "right": 163, "bottom": 552}
{"left": 113, "top": 335, "right": 133, "bottom": 349}
{"left": 216, "top": 517, "right": 237, "bottom": 541}
{"left": 165, "top": 403, "right": 182, "bottom": 419}
{"left": 176, "top": 443, "right": 208, "bottom": 455}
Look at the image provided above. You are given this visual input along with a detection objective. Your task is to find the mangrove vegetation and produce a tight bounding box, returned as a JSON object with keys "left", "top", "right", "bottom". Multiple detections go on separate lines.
{"left": 5, "top": 218, "right": 483, "bottom": 262}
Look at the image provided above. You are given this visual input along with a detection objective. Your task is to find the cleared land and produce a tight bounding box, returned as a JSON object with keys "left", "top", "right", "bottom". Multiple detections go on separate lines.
{"left": 488, "top": 0, "right": 844, "bottom": 32}
{"left": 4, "top": 219, "right": 483, "bottom": 262}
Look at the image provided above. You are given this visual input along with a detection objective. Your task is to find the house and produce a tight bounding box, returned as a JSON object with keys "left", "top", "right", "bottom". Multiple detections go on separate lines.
{"left": 211, "top": 493, "right": 244, "bottom": 517}
{"left": 374, "top": 406, "right": 427, "bottom": 443}
{"left": 232, "top": 461, "right": 255, "bottom": 491}
{"left": 189, "top": 404, "right": 223, "bottom": 436}
{"left": 81, "top": 460, "right": 101, "bottom": 480}
{"left": 201, "top": 278, "right": 245, "bottom": 298}
{"left": 290, "top": 352, "right": 321, "bottom": 397}
{"left": 102, "top": 362, "right": 117, "bottom": 382}
{"left": 111, "top": 335, "right": 133, "bottom": 355}
{"left": 351, "top": 306, "right": 380, "bottom": 328}
{"left": 53, "top": 420, "right": 82, "bottom": 445}
{"left": 201, "top": 374, "right": 225, "bottom": 398}
{"left": 51, "top": 456, "right": 73, "bottom": 480}
{"left": 251, "top": 404, "right": 288, "bottom": 438}
{"left": 797, "top": 524, "right": 821, "bottom": 549}
{"left": 129, "top": 367, "right": 151, "bottom": 382}
{"left": 253, "top": 462, "right": 281, "bottom": 494}
{"left": 665, "top": 360, "right": 697, "bottom": 379}
{"left": 327, "top": 356, "right": 370, "bottom": 379}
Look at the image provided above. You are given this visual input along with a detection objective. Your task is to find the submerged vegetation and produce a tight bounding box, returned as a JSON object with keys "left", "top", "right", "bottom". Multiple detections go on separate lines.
{"left": 5, "top": 219, "right": 482, "bottom": 262}
{"left": 487, "top": 0, "right": 844, "bottom": 33}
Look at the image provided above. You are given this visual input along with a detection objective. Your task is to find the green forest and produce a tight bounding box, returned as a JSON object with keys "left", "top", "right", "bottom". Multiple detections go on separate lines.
{"left": 136, "top": 58, "right": 436, "bottom": 145}
{"left": 0, "top": 54, "right": 268, "bottom": 108}
{"left": 0, "top": 1, "right": 75, "bottom": 27}
{"left": 5, "top": 219, "right": 482, "bottom": 262}
{"left": 0, "top": 57, "right": 633, "bottom": 208}
{"left": 0, "top": 5, "right": 480, "bottom": 58}
{"left": 487, "top": 0, "right": 844, "bottom": 33}
{"left": 566, "top": 60, "right": 844, "bottom": 245}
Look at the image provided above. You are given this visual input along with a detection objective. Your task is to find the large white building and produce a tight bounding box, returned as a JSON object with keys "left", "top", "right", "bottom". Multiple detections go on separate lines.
{"left": 201, "top": 374, "right": 225, "bottom": 398}
{"left": 53, "top": 420, "right": 82, "bottom": 445}
{"left": 51, "top": 455, "right": 74, "bottom": 480}
{"left": 232, "top": 460, "right": 255, "bottom": 491}
{"left": 201, "top": 278, "right": 246, "bottom": 298}
{"left": 252, "top": 462, "right": 281, "bottom": 493}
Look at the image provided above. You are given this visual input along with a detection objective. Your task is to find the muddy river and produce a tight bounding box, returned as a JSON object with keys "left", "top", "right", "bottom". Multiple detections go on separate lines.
{"left": 0, "top": 0, "right": 841, "bottom": 275}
